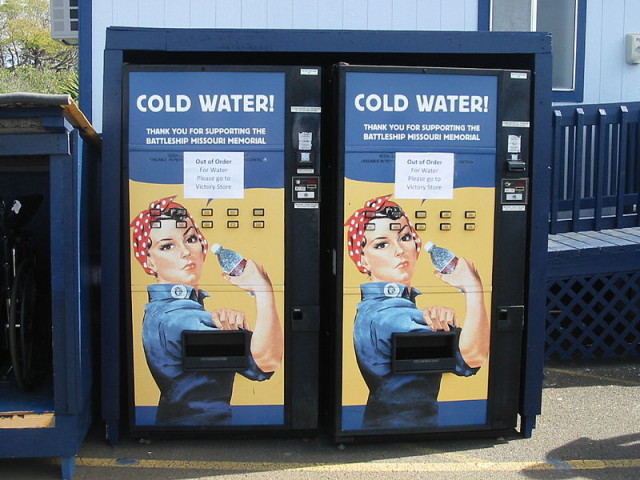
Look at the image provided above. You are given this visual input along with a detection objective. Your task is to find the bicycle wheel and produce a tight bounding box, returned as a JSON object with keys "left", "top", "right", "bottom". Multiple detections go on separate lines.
{"left": 8, "top": 258, "right": 37, "bottom": 390}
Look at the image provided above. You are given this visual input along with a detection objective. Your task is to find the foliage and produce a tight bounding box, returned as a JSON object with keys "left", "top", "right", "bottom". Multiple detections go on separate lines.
{"left": 0, "top": 65, "right": 78, "bottom": 97}
{"left": 0, "top": 0, "right": 78, "bottom": 99}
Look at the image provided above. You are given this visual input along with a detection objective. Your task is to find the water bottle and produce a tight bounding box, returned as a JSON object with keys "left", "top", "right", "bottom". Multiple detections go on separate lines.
{"left": 211, "top": 243, "right": 247, "bottom": 276}
{"left": 424, "top": 241, "right": 458, "bottom": 274}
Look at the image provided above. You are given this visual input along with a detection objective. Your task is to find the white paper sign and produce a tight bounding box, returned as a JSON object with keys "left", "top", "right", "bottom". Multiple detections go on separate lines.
{"left": 394, "top": 152, "right": 454, "bottom": 199}
{"left": 183, "top": 151, "right": 244, "bottom": 199}
{"left": 508, "top": 134, "right": 522, "bottom": 153}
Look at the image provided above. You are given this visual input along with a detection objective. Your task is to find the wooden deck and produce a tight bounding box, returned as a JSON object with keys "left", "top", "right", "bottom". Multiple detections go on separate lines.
{"left": 547, "top": 227, "right": 640, "bottom": 278}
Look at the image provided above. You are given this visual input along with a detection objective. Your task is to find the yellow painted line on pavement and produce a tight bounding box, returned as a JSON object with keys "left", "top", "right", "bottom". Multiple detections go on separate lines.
{"left": 546, "top": 367, "right": 640, "bottom": 386}
{"left": 407, "top": 445, "right": 491, "bottom": 465}
{"left": 74, "top": 457, "right": 640, "bottom": 472}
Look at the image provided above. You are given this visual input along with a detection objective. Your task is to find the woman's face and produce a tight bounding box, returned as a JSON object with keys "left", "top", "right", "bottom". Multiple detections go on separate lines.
{"left": 146, "top": 217, "right": 204, "bottom": 287}
{"left": 360, "top": 216, "right": 418, "bottom": 285}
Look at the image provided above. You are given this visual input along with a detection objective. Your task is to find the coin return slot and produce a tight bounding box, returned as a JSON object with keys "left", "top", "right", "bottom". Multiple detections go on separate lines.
{"left": 392, "top": 332, "right": 457, "bottom": 373}
{"left": 182, "top": 330, "right": 250, "bottom": 370}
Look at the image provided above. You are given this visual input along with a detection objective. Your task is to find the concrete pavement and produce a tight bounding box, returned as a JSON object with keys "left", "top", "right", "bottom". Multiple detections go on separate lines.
{"left": 1, "top": 359, "right": 639, "bottom": 480}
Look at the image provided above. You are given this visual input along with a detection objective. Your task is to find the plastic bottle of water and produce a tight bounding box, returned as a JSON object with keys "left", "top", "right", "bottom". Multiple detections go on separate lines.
{"left": 424, "top": 241, "right": 458, "bottom": 274}
{"left": 211, "top": 243, "right": 247, "bottom": 276}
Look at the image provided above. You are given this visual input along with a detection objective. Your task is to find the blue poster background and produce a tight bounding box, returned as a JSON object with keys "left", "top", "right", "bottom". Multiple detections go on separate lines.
{"left": 128, "top": 70, "right": 286, "bottom": 188}
{"left": 129, "top": 71, "right": 285, "bottom": 148}
{"left": 344, "top": 71, "right": 498, "bottom": 187}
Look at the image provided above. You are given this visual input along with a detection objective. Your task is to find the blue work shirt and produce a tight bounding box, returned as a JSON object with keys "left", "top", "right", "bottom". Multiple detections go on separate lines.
{"left": 353, "top": 282, "right": 478, "bottom": 429}
{"left": 142, "top": 283, "right": 272, "bottom": 426}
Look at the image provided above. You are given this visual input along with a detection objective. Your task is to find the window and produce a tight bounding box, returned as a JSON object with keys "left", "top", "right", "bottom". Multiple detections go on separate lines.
{"left": 481, "top": 0, "right": 585, "bottom": 102}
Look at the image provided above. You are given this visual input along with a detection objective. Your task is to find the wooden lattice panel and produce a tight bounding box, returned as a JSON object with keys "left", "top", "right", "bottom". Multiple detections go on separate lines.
{"left": 546, "top": 272, "right": 640, "bottom": 359}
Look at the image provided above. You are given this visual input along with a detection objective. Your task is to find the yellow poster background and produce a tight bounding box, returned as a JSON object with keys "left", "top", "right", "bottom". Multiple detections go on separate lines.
{"left": 128, "top": 180, "right": 285, "bottom": 408}
{"left": 341, "top": 178, "right": 494, "bottom": 406}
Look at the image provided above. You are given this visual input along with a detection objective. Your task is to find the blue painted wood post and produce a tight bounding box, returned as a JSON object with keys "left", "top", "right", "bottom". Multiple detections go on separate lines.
{"left": 550, "top": 109, "right": 563, "bottom": 234}
{"left": 101, "top": 47, "right": 125, "bottom": 445}
{"left": 566, "top": 115, "right": 576, "bottom": 223}
{"left": 572, "top": 108, "right": 585, "bottom": 231}
{"left": 616, "top": 106, "right": 629, "bottom": 227}
{"left": 594, "top": 109, "right": 607, "bottom": 231}
{"left": 634, "top": 114, "right": 640, "bottom": 223}
{"left": 61, "top": 456, "right": 76, "bottom": 480}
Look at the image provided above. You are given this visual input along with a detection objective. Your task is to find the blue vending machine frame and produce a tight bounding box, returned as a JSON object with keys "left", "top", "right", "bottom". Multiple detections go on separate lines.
{"left": 100, "top": 27, "right": 552, "bottom": 442}
{"left": 332, "top": 65, "right": 535, "bottom": 440}
{"left": 102, "top": 43, "right": 324, "bottom": 441}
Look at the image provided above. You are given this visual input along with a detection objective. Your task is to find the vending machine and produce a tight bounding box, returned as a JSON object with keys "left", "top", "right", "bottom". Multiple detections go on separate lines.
{"left": 332, "top": 65, "right": 531, "bottom": 439}
{"left": 124, "top": 65, "right": 321, "bottom": 434}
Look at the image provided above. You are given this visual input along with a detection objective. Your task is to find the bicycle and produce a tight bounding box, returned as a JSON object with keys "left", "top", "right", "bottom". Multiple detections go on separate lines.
{"left": 0, "top": 194, "right": 45, "bottom": 391}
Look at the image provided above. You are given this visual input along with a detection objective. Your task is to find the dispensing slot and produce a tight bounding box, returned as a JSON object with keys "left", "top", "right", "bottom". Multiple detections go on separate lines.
{"left": 182, "top": 330, "right": 251, "bottom": 370}
{"left": 392, "top": 332, "right": 457, "bottom": 374}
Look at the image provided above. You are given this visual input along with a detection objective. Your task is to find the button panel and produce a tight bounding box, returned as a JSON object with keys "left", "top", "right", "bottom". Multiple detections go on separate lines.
{"left": 188, "top": 206, "right": 273, "bottom": 230}
{"left": 410, "top": 209, "right": 479, "bottom": 231}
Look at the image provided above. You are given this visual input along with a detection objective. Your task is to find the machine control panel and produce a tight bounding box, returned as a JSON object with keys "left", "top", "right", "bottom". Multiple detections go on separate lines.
{"left": 501, "top": 178, "right": 528, "bottom": 211}
{"left": 292, "top": 176, "right": 320, "bottom": 203}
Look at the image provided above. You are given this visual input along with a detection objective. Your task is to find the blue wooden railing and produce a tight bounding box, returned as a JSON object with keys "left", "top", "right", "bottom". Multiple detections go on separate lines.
{"left": 549, "top": 102, "right": 640, "bottom": 234}
{"left": 546, "top": 102, "right": 640, "bottom": 361}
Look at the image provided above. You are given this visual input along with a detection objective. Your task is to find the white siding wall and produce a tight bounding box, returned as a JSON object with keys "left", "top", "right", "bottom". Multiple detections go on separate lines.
{"left": 582, "top": 0, "right": 640, "bottom": 104}
{"left": 96, "top": 0, "right": 478, "bottom": 30}
{"left": 91, "top": 0, "right": 640, "bottom": 129}
{"left": 91, "top": 0, "right": 478, "bottom": 130}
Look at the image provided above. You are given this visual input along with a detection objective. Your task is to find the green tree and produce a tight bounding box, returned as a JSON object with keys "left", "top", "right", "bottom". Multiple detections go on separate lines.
{"left": 0, "top": 0, "right": 78, "bottom": 98}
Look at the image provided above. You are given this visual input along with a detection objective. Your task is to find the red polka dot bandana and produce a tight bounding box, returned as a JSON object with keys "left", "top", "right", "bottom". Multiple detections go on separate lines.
{"left": 345, "top": 195, "right": 421, "bottom": 274}
{"left": 130, "top": 196, "right": 208, "bottom": 276}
